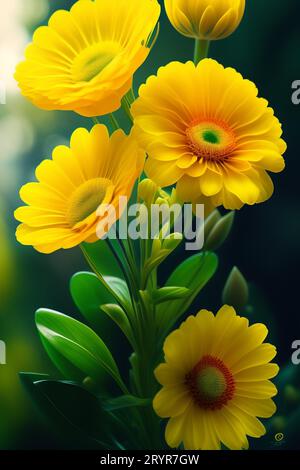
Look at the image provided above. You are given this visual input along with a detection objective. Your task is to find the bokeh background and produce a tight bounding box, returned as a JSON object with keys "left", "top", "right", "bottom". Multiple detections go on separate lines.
{"left": 0, "top": 0, "right": 299, "bottom": 449}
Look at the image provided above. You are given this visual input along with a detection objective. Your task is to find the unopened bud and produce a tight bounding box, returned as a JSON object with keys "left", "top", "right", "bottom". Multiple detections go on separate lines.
{"left": 204, "top": 209, "right": 222, "bottom": 239}
{"left": 169, "top": 188, "right": 180, "bottom": 206}
{"left": 222, "top": 266, "right": 249, "bottom": 313}
{"left": 138, "top": 178, "right": 158, "bottom": 206}
{"left": 152, "top": 237, "right": 162, "bottom": 257}
{"left": 155, "top": 188, "right": 180, "bottom": 207}
{"left": 205, "top": 211, "right": 235, "bottom": 251}
{"left": 82, "top": 376, "right": 96, "bottom": 391}
{"left": 155, "top": 196, "right": 167, "bottom": 206}
{"left": 163, "top": 233, "right": 183, "bottom": 252}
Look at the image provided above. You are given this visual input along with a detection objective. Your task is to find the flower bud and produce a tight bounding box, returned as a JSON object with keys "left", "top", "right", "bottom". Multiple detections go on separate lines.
{"left": 155, "top": 187, "right": 180, "bottom": 207}
{"left": 82, "top": 376, "right": 96, "bottom": 392}
{"left": 163, "top": 233, "right": 183, "bottom": 252}
{"left": 152, "top": 237, "right": 162, "bottom": 257}
{"left": 165, "top": 0, "right": 245, "bottom": 41}
{"left": 222, "top": 266, "right": 249, "bottom": 312}
{"left": 205, "top": 211, "right": 234, "bottom": 251}
{"left": 204, "top": 209, "right": 222, "bottom": 240}
{"left": 155, "top": 196, "right": 167, "bottom": 206}
{"left": 138, "top": 178, "right": 158, "bottom": 206}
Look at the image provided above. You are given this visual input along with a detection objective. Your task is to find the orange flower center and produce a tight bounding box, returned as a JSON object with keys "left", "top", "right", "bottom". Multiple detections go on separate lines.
{"left": 185, "top": 355, "right": 235, "bottom": 410}
{"left": 186, "top": 120, "right": 236, "bottom": 162}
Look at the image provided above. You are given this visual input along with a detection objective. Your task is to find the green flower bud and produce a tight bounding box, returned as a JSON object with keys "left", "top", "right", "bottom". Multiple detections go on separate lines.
{"left": 155, "top": 187, "right": 180, "bottom": 207}
{"left": 82, "top": 376, "right": 96, "bottom": 391}
{"left": 204, "top": 209, "right": 222, "bottom": 240}
{"left": 155, "top": 196, "right": 167, "bottom": 206}
{"left": 169, "top": 188, "right": 180, "bottom": 206}
{"left": 138, "top": 178, "right": 158, "bottom": 206}
{"left": 205, "top": 211, "right": 235, "bottom": 251}
{"left": 222, "top": 266, "right": 249, "bottom": 312}
{"left": 152, "top": 237, "right": 162, "bottom": 257}
{"left": 162, "top": 233, "right": 183, "bottom": 252}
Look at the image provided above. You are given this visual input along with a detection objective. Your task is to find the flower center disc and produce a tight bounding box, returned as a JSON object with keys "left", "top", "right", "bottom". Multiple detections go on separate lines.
{"left": 67, "top": 177, "right": 114, "bottom": 227}
{"left": 72, "top": 42, "right": 121, "bottom": 82}
{"left": 186, "top": 355, "right": 235, "bottom": 410}
{"left": 186, "top": 120, "right": 236, "bottom": 161}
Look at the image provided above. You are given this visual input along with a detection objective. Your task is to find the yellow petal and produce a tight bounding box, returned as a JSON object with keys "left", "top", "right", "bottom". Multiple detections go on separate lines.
{"left": 153, "top": 386, "right": 192, "bottom": 418}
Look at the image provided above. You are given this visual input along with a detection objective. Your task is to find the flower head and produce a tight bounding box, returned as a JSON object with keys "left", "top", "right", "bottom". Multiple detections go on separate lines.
{"left": 165, "top": 0, "right": 245, "bottom": 40}
{"left": 132, "top": 59, "right": 286, "bottom": 211}
{"left": 15, "top": 125, "right": 144, "bottom": 253}
{"left": 15, "top": 0, "right": 160, "bottom": 117}
{"left": 153, "top": 305, "right": 279, "bottom": 450}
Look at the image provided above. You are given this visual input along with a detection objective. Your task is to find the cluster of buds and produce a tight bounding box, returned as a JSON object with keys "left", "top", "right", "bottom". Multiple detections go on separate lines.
{"left": 138, "top": 178, "right": 178, "bottom": 208}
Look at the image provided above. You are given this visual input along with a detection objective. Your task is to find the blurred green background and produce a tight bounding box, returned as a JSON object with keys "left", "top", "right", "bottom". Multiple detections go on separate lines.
{"left": 0, "top": 0, "right": 299, "bottom": 449}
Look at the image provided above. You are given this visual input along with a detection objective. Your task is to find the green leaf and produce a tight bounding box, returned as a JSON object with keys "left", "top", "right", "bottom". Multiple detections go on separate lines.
{"left": 82, "top": 239, "right": 124, "bottom": 278}
{"left": 151, "top": 286, "right": 191, "bottom": 305}
{"left": 70, "top": 272, "right": 114, "bottom": 329}
{"left": 70, "top": 271, "right": 133, "bottom": 324}
{"left": 157, "top": 252, "right": 218, "bottom": 337}
{"left": 100, "top": 304, "right": 134, "bottom": 347}
{"left": 24, "top": 378, "right": 124, "bottom": 448}
{"left": 36, "top": 309, "right": 127, "bottom": 393}
{"left": 104, "top": 395, "right": 151, "bottom": 412}
{"left": 39, "top": 335, "right": 85, "bottom": 382}
{"left": 103, "top": 276, "right": 133, "bottom": 314}
{"left": 20, "top": 372, "right": 50, "bottom": 405}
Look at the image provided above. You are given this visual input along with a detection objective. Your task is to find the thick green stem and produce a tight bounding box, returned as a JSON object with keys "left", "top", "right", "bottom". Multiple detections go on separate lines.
{"left": 194, "top": 39, "right": 210, "bottom": 64}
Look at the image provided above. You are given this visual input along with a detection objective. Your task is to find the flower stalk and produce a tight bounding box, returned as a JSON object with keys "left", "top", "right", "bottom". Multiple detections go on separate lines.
{"left": 194, "top": 39, "right": 210, "bottom": 64}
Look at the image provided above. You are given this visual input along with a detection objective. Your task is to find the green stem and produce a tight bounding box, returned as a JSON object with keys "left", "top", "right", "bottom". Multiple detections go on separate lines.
{"left": 128, "top": 87, "right": 136, "bottom": 104}
{"left": 194, "top": 39, "right": 210, "bottom": 64}
{"left": 121, "top": 95, "right": 133, "bottom": 123}
{"left": 92, "top": 117, "right": 100, "bottom": 125}
{"left": 115, "top": 232, "right": 140, "bottom": 291}
{"left": 106, "top": 239, "right": 136, "bottom": 300}
{"left": 80, "top": 244, "right": 128, "bottom": 313}
{"left": 110, "top": 113, "right": 120, "bottom": 131}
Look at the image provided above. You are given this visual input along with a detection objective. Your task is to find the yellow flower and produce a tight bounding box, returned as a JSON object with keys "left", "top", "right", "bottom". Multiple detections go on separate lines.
{"left": 15, "top": 0, "right": 160, "bottom": 117}
{"left": 153, "top": 305, "right": 279, "bottom": 450}
{"left": 132, "top": 59, "right": 286, "bottom": 211}
{"left": 14, "top": 125, "right": 144, "bottom": 254}
{"left": 165, "top": 0, "right": 245, "bottom": 40}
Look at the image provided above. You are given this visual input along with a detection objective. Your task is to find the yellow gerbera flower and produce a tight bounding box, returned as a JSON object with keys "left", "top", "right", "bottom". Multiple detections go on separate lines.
{"left": 14, "top": 125, "right": 144, "bottom": 254}
{"left": 15, "top": 0, "right": 160, "bottom": 117}
{"left": 131, "top": 59, "right": 286, "bottom": 211}
{"left": 153, "top": 305, "right": 279, "bottom": 450}
{"left": 165, "top": 0, "right": 245, "bottom": 40}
